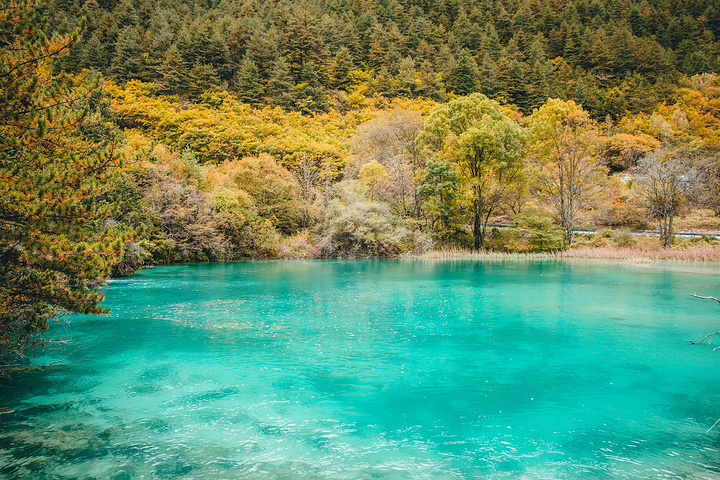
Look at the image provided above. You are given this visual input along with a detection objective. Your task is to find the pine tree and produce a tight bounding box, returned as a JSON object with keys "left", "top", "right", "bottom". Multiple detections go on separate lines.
{"left": 453, "top": 49, "right": 479, "bottom": 95}
{"left": 435, "top": 45, "right": 456, "bottom": 84}
{"left": 267, "top": 56, "right": 295, "bottom": 109}
{"left": 478, "top": 53, "right": 499, "bottom": 97}
{"left": 81, "top": 0, "right": 102, "bottom": 31}
{"left": 506, "top": 35, "right": 524, "bottom": 62}
{"left": 563, "top": 24, "right": 582, "bottom": 66}
{"left": 395, "top": 57, "right": 417, "bottom": 97}
{"left": 111, "top": 26, "right": 145, "bottom": 82}
{"left": 453, "top": 7, "right": 477, "bottom": 52}
{"left": 416, "top": 40, "right": 435, "bottom": 63}
{"left": 145, "top": 12, "right": 175, "bottom": 78}
{"left": 0, "top": 2, "right": 125, "bottom": 366}
{"left": 373, "top": 66, "right": 394, "bottom": 97}
{"left": 629, "top": 7, "right": 647, "bottom": 37}
{"left": 527, "top": 34, "right": 548, "bottom": 65}
{"left": 115, "top": 0, "right": 139, "bottom": 28}
{"left": 155, "top": 44, "right": 187, "bottom": 95}
{"left": 245, "top": 29, "right": 279, "bottom": 80}
{"left": 368, "top": 41, "right": 386, "bottom": 71}
{"left": 187, "top": 63, "right": 221, "bottom": 100}
{"left": 417, "top": 60, "right": 444, "bottom": 100}
{"left": 480, "top": 23, "right": 503, "bottom": 61}
{"left": 495, "top": 56, "right": 513, "bottom": 102}
{"left": 236, "top": 56, "right": 263, "bottom": 104}
{"left": 510, "top": 2, "right": 534, "bottom": 50}
{"left": 507, "top": 59, "right": 529, "bottom": 111}
{"left": 284, "top": 7, "right": 326, "bottom": 76}
{"left": 527, "top": 60, "right": 549, "bottom": 110}
{"left": 294, "top": 61, "right": 328, "bottom": 113}
{"left": 331, "top": 46, "right": 354, "bottom": 90}
{"left": 384, "top": 44, "right": 403, "bottom": 75}
{"left": 79, "top": 31, "right": 107, "bottom": 71}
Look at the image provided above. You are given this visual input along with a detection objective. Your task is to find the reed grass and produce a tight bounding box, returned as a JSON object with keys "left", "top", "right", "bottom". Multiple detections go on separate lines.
{"left": 412, "top": 244, "right": 720, "bottom": 262}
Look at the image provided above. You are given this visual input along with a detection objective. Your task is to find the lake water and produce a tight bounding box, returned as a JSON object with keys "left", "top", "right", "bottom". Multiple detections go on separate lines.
{"left": 2, "top": 259, "right": 720, "bottom": 479}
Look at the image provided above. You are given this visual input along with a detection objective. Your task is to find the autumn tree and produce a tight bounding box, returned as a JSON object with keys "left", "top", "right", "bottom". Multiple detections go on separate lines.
{"left": 233, "top": 155, "right": 303, "bottom": 235}
{"left": 140, "top": 162, "right": 229, "bottom": 262}
{"left": 0, "top": 2, "right": 125, "bottom": 368}
{"left": 349, "top": 110, "right": 425, "bottom": 218}
{"left": 417, "top": 158, "right": 459, "bottom": 234}
{"left": 423, "top": 94, "right": 525, "bottom": 249}
{"left": 291, "top": 155, "right": 320, "bottom": 228}
{"left": 638, "top": 148, "right": 695, "bottom": 248}
{"left": 528, "top": 99, "right": 605, "bottom": 246}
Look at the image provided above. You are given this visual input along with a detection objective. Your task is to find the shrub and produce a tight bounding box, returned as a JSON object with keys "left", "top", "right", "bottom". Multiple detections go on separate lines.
{"left": 140, "top": 163, "right": 230, "bottom": 262}
{"left": 488, "top": 212, "right": 564, "bottom": 253}
{"left": 513, "top": 212, "right": 565, "bottom": 252}
{"left": 277, "top": 231, "right": 321, "bottom": 259}
{"left": 112, "top": 241, "right": 152, "bottom": 276}
{"left": 316, "top": 182, "right": 410, "bottom": 258}
{"left": 612, "top": 228, "right": 637, "bottom": 247}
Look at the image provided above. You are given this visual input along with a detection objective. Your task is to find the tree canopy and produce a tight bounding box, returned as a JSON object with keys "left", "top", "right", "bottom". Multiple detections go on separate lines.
{"left": 43, "top": 0, "right": 720, "bottom": 119}
{"left": 0, "top": 1, "right": 125, "bottom": 368}
{"left": 423, "top": 94, "right": 525, "bottom": 248}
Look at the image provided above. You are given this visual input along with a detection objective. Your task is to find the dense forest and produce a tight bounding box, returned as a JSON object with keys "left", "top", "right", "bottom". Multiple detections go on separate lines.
{"left": 3, "top": 0, "right": 720, "bottom": 366}
{"left": 48, "top": 0, "right": 720, "bottom": 118}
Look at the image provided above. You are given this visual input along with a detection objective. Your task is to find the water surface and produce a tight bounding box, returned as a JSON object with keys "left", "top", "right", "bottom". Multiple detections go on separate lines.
{"left": 2, "top": 259, "right": 720, "bottom": 479}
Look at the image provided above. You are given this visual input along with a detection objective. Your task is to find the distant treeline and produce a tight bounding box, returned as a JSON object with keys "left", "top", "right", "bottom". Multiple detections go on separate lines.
{"left": 49, "top": 0, "right": 720, "bottom": 117}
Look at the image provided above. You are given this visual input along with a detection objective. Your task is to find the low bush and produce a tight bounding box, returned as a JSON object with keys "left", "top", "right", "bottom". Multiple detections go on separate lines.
{"left": 489, "top": 212, "right": 564, "bottom": 253}
{"left": 612, "top": 228, "right": 636, "bottom": 247}
{"left": 316, "top": 182, "right": 413, "bottom": 258}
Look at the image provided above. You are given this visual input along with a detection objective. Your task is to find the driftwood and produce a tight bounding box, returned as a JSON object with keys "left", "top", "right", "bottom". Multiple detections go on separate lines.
{"left": 689, "top": 294, "right": 720, "bottom": 350}
{"left": 690, "top": 293, "right": 720, "bottom": 432}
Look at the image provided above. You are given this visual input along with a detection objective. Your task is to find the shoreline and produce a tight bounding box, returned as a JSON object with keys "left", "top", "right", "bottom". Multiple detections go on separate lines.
{"left": 407, "top": 244, "right": 720, "bottom": 263}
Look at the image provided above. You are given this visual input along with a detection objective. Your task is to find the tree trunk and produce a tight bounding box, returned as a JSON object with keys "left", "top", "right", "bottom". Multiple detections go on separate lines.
{"left": 564, "top": 224, "right": 573, "bottom": 246}
{"left": 661, "top": 215, "right": 674, "bottom": 248}
{"left": 473, "top": 200, "right": 482, "bottom": 249}
{"left": 473, "top": 184, "right": 484, "bottom": 249}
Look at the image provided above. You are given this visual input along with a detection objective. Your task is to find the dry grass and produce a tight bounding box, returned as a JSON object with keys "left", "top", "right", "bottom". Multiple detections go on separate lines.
{"left": 674, "top": 208, "right": 720, "bottom": 233}
{"left": 412, "top": 247, "right": 548, "bottom": 259}
{"left": 560, "top": 245, "right": 720, "bottom": 261}
{"left": 414, "top": 244, "right": 720, "bottom": 262}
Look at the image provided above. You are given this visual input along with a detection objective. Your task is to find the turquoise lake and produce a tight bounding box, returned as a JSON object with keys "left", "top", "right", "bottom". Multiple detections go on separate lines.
{"left": 2, "top": 259, "right": 720, "bottom": 479}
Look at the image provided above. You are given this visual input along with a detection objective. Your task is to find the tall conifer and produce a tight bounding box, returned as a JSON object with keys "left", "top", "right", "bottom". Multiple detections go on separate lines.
{"left": 0, "top": 2, "right": 125, "bottom": 366}
{"left": 236, "top": 56, "right": 263, "bottom": 104}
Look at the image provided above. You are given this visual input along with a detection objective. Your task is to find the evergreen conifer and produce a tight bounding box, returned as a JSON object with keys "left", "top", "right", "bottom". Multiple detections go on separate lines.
{"left": 0, "top": 2, "right": 125, "bottom": 367}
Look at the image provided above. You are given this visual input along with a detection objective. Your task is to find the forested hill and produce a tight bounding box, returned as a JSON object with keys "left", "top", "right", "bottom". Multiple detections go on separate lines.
{"left": 49, "top": 0, "right": 719, "bottom": 118}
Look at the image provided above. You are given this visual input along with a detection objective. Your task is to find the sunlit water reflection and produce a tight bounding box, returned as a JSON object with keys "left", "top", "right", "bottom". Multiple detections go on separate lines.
{"left": 2, "top": 259, "right": 720, "bottom": 479}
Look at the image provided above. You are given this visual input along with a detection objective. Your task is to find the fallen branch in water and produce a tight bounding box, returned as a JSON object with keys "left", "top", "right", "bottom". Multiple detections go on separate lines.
{"left": 707, "top": 418, "right": 720, "bottom": 433}
{"left": 689, "top": 331, "right": 720, "bottom": 350}
{"left": 690, "top": 293, "right": 720, "bottom": 304}
{"left": 689, "top": 293, "right": 720, "bottom": 433}
{"left": 689, "top": 294, "right": 720, "bottom": 350}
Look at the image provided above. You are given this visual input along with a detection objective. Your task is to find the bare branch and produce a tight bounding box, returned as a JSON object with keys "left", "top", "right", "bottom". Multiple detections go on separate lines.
{"left": 690, "top": 294, "right": 720, "bottom": 349}
{"left": 689, "top": 329, "right": 720, "bottom": 347}
{"left": 690, "top": 293, "right": 720, "bottom": 304}
{"left": 707, "top": 418, "right": 720, "bottom": 433}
